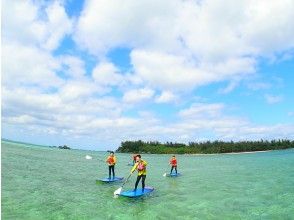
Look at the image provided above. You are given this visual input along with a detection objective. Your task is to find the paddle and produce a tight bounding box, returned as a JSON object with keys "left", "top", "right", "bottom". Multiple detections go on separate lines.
{"left": 113, "top": 172, "right": 133, "bottom": 198}
{"left": 85, "top": 155, "right": 92, "bottom": 160}
{"left": 85, "top": 156, "right": 105, "bottom": 163}
{"left": 163, "top": 163, "right": 170, "bottom": 177}
{"left": 85, "top": 150, "right": 112, "bottom": 162}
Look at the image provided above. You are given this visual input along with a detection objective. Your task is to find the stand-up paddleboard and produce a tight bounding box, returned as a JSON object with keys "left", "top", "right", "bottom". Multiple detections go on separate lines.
{"left": 119, "top": 186, "right": 154, "bottom": 198}
{"left": 166, "top": 173, "right": 181, "bottom": 177}
{"left": 96, "top": 177, "right": 124, "bottom": 183}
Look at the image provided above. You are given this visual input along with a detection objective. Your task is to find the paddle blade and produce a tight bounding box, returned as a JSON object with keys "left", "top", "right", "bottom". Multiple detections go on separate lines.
{"left": 85, "top": 155, "right": 92, "bottom": 160}
{"left": 114, "top": 187, "right": 122, "bottom": 196}
{"left": 163, "top": 173, "right": 167, "bottom": 177}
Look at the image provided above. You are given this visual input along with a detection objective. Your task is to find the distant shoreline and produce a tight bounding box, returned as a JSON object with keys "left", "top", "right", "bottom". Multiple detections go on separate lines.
{"left": 188, "top": 150, "right": 272, "bottom": 156}
{"left": 224, "top": 150, "right": 271, "bottom": 154}
{"left": 116, "top": 140, "right": 294, "bottom": 154}
{"left": 2, "top": 139, "right": 293, "bottom": 155}
{"left": 114, "top": 148, "right": 294, "bottom": 156}
{"left": 1, "top": 138, "right": 48, "bottom": 148}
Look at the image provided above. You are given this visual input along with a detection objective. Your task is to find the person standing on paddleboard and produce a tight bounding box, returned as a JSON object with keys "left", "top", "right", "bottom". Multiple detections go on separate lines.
{"left": 106, "top": 151, "right": 116, "bottom": 179}
{"left": 131, "top": 155, "right": 147, "bottom": 192}
{"left": 170, "top": 155, "right": 177, "bottom": 174}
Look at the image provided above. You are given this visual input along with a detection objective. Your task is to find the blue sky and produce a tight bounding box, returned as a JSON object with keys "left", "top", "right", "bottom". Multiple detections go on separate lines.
{"left": 2, "top": 0, "right": 294, "bottom": 150}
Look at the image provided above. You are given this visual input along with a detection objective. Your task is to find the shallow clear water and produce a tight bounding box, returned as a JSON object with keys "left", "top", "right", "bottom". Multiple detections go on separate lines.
{"left": 2, "top": 141, "right": 294, "bottom": 219}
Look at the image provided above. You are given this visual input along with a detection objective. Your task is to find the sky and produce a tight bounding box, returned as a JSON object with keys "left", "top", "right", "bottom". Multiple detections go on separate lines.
{"left": 2, "top": 0, "right": 294, "bottom": 150}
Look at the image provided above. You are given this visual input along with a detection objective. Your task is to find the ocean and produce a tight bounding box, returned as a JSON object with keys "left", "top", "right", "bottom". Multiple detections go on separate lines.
{"left": 2, "top": 140, "right": 294, "bottom": 219}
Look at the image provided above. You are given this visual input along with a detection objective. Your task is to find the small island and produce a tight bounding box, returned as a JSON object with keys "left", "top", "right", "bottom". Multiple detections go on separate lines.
{"left": 58, "top": 145, "right": 71, "bottom": 150}
{"left": 50, "top": 145, "right": 71, "bottom": 150}
{"left": 116, "top": 139, "right": 294, "bottom": 154}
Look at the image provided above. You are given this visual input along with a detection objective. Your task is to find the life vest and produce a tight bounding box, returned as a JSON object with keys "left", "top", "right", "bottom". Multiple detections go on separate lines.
{"left": 170, "top": 158, "right": 177, "bottom": 166}
{"left": 107, "top": 156, "right": 114, "bottom": 164}
{"left": 137, "top": 162, "right": 145, "bottom": 171}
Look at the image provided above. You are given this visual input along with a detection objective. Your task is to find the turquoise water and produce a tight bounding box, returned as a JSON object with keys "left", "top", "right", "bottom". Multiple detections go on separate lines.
{"left": 2, "top": 141, "right": 294, "bottom": 219}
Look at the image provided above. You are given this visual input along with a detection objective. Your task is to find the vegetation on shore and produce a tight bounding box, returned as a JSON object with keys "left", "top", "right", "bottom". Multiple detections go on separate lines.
{"left": 116, "top": 139, "right": 294, "bottom": 154}
{"left": 51, "top": 145, "right": 71, "bottom": 150}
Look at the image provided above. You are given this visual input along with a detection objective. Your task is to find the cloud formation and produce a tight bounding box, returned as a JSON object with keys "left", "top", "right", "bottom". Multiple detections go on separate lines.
{"left": 75, "top": 0, "right": 294, "bottom": 91}
{"left": 2, "top": 0, "right": 294, "bottom": 149}
{"left": 265, "top": 94, "right": 284, "bottom": 104}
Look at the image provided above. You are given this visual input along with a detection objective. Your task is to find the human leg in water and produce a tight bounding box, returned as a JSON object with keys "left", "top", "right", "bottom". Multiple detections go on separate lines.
{"left": 175, "top": 166, "right": 177, "bottom": 174}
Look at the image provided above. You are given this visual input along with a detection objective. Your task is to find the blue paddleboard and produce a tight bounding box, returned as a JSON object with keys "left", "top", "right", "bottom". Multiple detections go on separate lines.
{"left": 97, "top": 177, "right": 124, "bottom": 183}
{"left": 119, "top": 186, "right": 154, "bottom": 198}
{"left": 166, "top": 173, "right": 181, "bottom": 177}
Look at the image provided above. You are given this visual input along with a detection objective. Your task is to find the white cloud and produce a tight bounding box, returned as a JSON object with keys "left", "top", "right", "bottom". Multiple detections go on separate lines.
{"left": 174, "top": 102, "right": 294, "bottom": 141}
{"left": 74, "top": 0, "right": 294, "bottom": 91}
{"left": 218, "top": 80, "right": 240, "bottom": 94}
{"left": 3, "top": 84, "right": 294, "bottom": 146}
{"left": 2, "top": 84, "right": 157, "bottom": 142}
{"left": 178, "top": 103, "right": 225, "bottom": 119}
{"left": 2, "top": 0, "right": 294, "bottom": 148}
{"left": 226, "top": 124, "right": 294, "bottom": 140}
{"left": 2, "top": 0, "right": 75, "bottom": 90}
{"left": 131, "top": 50, "right": 205, "bottom": 90}
{"left": 242, "top": 0, "right": 294, "bottom": 55}
{"left": 123, "top": 88, "right": 155, "bottom": 103}
{"left": 5, "top": 115, "right": 37, "bottom": 124}
{"left": 155, "top": 91, "right": 177, "bottom": 103}
{"left": 92, "top": 62, "right": 123, "bottom": 86}
{"left": 131, "top": 49, "right": 255, "bottom": 91}
{"left": 2, "top": 42, "right": 63, "bottom": 89}
{"left": 2, "top": 85, "right": 125, "bottom": 135}
{"left": 74, "top": 0, "right": 180, "bottom": 55}
{"left": 59, "top": 80, "right": 107, "bottom": 101}
{"left": 265, "top": 94, "right": 284, "bottom": 104}
{"left": 2, "top": 0, "right": 72, "bottom": 51}
{"left": 42, "top": 1, "right": 73, "bottom": 50}
{"left": 177, "top": 0, "right": 294, "bottom": 60}
{"left": 60, "top": 55, "right": 86, "bottom": 79}
{"left": 2, "top": 0, "right": 43, "bottom": 45}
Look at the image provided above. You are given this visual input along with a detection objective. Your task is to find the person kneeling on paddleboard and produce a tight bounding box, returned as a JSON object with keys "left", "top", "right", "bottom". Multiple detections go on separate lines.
{"left": 131, "top": 154, "right": 147, "bottom": 192}
{"left": 170, "top": 155, "right": 177, "bottom": 174}
{"left": 106, "top": 151, "right": 116, "bottom": 179}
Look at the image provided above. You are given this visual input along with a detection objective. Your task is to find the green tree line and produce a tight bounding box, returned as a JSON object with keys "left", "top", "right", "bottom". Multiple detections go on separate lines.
{"left": 116, "top": 139, "right": 294, "bottom": 154}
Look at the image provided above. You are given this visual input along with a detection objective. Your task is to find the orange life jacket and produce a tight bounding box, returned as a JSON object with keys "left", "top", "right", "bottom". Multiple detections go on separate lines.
{"left": 107, "top": 156, "right": 115, "bottom": 164}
